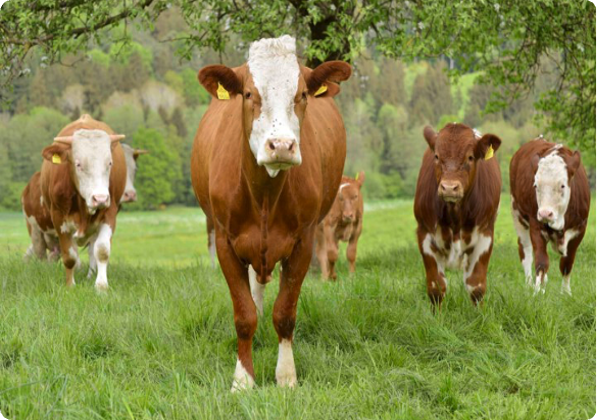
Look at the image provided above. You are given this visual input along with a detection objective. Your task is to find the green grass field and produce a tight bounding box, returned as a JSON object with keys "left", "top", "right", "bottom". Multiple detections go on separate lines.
{"left": 0, "top": 195, "right": 595, "bottom": 419}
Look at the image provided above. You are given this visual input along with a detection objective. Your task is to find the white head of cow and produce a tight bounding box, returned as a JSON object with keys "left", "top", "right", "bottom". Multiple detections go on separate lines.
{"left": 45, "top": 129, "right": 124, "bottom": 214}
{"left": 197, "top": 35, "right": 352, "bottom": 178}
{"left": 533, "top": 147, "right": 581, "bottom": 230}
{"left": 120, "top": 144, "right": 149, "bottom": 203}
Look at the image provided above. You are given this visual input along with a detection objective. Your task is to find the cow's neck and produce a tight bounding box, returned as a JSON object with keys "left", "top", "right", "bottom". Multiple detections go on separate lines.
{"left": 241, "top": 139, "right": 288, "bottom": 210}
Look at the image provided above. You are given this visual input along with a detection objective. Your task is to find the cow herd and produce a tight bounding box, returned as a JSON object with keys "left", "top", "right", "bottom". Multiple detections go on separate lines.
{"left": 18, "top": 35, "right": 590, "bottom": 391}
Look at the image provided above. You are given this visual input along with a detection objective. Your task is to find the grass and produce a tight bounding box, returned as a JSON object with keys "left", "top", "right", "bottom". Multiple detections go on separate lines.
{"left": 0, "top": 195, "right": 594, "bottom": 419}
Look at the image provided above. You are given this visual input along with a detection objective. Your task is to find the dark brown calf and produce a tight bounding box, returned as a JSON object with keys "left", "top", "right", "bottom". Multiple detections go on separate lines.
{"left": 315, "top": 172, "right": 365, "bottom": 280}
{"left": 510, "top": 139, "right": 590, "bottom": 294}
{"left": 414, "top": 123, "right": 502, "bottom": 306}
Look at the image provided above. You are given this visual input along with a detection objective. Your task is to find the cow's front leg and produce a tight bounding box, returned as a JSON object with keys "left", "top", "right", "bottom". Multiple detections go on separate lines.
{"left": 274, "top": 233, "right": 312, "bottom": 388}
{"left": 87, "top": 234, "right": 98, "bottom": 279}
{"left": 418, "top": 229, "right": 447, "bottom": 307}
{"left": 215, "top": 232, "right": 257, "bottom": 392}
{"left": 346, "top": 226, "right": 361, "bottom": 275}
{"left": 530, "top": 221, "right": 549, "bottom": 294}
{"left": 513, "top": 215, "right": 533, "bottom": 285}
{"left": 57, "top": 232, "right": 77, "bottom": 287}
{"left": 93, "top": 224, "right": 113, "bottom": 292}
{"left": 325, "top": 227, "right": 339, "bottom": 281}
{"left": 314, "top": 225, "right": 329, "bottom": 278}
{"left": 463, "top": 233, "right": 493, "bottom": 305}
{"left": 559, "top": 230, "right": 585, "bottom": 296}
{"left": 249, "top": 265, "right": 265, "bottom": 316}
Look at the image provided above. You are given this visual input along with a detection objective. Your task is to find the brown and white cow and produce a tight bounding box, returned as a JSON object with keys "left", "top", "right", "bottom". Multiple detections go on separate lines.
{"left": 191, "top": 35, "right": 351, "bottom": 390}
{"left": 22, "top": 138, "right": 146, "bottom": 266}
{"left": 510, "top": 139, "right": 590, "bottom": 295}
{"left": 315, "top": 172, "right": 365, "bottom": 280}
{"left": 414, "top": 123, "right": 502, "bottom": 306}
{"left": 38, "top": 114, "right": 126, "bottom": 290}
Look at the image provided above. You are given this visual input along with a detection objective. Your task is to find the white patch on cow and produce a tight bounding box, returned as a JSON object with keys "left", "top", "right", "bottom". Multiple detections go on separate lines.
{"left": 447, "top": 238, "right": 462, "bottom": 269}
{"left": 561, "top": 275, "right": 572, "bottom": 296}
{"left": 208, "top": 229, "right": 216, "bottom": 268}
{"left": 120, "top": 144, "right": 138, "bottom": 204}
{"left": 231, "top": 359, "right": 255, "bottom": 392}
{"left": 472, "top": 128, "right": 482, "bottom": 139}
{"left": 248, "top": 265, "right": 265, "bottom": 316}
{"left": 511, "top": 203, "right": 534, "bottom": 285}
{"left": 60, "top": 220, "right": 78, "bottom": 234}
{"left": 534, "top": 271, "right": 547, "bottom": 295}
{"left": 26, "top": 215, "right": 40, "bottom": 230}
{"left": 463, "top": 227, "right": 492, "bottom": 287}
{"left": 421, "top": 233, "right": 447, "bottom": 291}
{"left": 339, "top": 183, "right": 350, "bottom": 191}
{"left": 87, "top": 234, "right": 98, "bottom": 278}
{"left": 534, "top": 150, "right": 570, "bottom": 231}
{"left": 276, "top": 339, "right": 297, "bottom": 388}
{"left": 71, "top": 129, "right": 113, "bottom": 211}
{"left": 40, "top": 195, "right": 44, "bottom": 207}
{"left": 558, "top": 229, "right": 579, "bottom": 257}
{"left": 93, "top": 224, "right": 112, "bottom": 292}
{"left": 247, "top": 36, "right": 301, "bottom": 177}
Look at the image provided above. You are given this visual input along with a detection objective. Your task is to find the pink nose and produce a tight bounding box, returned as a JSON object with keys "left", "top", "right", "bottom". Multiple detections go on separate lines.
{"left": 266, "top": 138, "right": 297, "bottom": 162}
{"left": 124, "top": 191, "right": 137, "bottom": 202}
{"left": 92, "top": 194, "right": 110, "bottom": 208}
{"left": 343, "top": 213, "right": 354, "bottom": 221}
{"left": 538, "top": 209, "right": 554, "bottom": 222}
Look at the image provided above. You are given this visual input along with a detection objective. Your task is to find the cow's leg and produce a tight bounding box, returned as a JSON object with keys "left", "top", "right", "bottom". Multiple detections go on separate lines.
{"left": 529, "top": 222, "right": 549, "bottom": 294}
{"left": 314, "top": 226, "right": 328, "bottom": 278}
{"left": 418, "top": 229, "right": 447, "bottom": 307}
{"left": 215, "top": 232, "right": 257, "bottom": 392}
{"left": 249, "top": 265, "right": 265, "bottom": 316}
{"left": 207, "top": 217, "right": 216, "bottom": 268}
{"left": 274, "top": 233, "right": 312, "bottom": 388}
{"left": 346, "top": 228, "right": 361, "bottom": 274}
{"left": 93, "top": 223, "right": 113, "bottom": 292}
{"left": 45, "top": 234, "right": 61, "bottom": 262}
{"left": 463, "top": 233, "right": 493, "bottom": 305}
{"left": 513, "top": 217, "right": 533, "bottom": 285}
{"left": 57, "top": 233, "right": 77, "bottom": 287}
{"left": 559, "top": 231, "right": 585, "bottom": 296}
{"left": 87, "top": 234, "right": 98, "bottom": 279}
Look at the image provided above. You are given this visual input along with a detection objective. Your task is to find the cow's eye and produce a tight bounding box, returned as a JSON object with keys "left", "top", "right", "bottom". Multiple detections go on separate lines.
{"left": 434, "top": 154, "right": 439, "bottom": 161}
{"left": 560, "top": 184, "right": 565, "bottom": 189}
{"left": 75, "top": 161, "right": 82, "bottom": 170}
{"left": 302, "top": 91, "right": 307, "bottom": 100}
{"left": 468, "top": 155, "right": 474, "bottom": 162}
{"left": 245, "top": 91, "right": 252, "bottom": 99}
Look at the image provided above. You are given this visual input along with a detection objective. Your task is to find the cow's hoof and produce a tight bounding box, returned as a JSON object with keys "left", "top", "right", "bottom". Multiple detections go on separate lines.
{"left": 94, "top": 282, "right": 109, "bottom": 293}
{"left": 231, "top": 360, "right": 255, "bottom": 392}
{"left": 276, "top": 372, "right": 297, "bottom": 388}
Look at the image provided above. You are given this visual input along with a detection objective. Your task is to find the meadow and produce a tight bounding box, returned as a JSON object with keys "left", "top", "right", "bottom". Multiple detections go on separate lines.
{"left": 0, "top": 195, "right": 595, "bottom": 419}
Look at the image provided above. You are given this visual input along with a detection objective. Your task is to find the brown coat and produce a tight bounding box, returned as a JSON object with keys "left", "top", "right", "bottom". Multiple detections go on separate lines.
{"left": 510, "top": 139, "right": 590, "bottom": 294}
{"left": 315, "top": 172, "right": 365, "bottom": 280}
{"left": 414, "top": 123, "right": 502, "bottom": 306}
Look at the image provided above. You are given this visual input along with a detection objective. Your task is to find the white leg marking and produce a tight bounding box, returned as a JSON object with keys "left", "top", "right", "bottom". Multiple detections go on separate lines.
{"left": 231, "top": 358, "right": 255, "bottom": 392}
{"left": 209, "top": 229, "right": 216, "bottom": 268}
{"left": 93, "top": 224, "right": 112, "bottom": 292}
{"left": 422, "top": 233, "right": 447, "bottom": 292}
{"left": 249, "top": 265, "right": 265, "bottom": 316}
{"left": 463, "top": 228, "right": 492, "bottom": 291}
{"left": 276, "top": 339, "right": 297, "bottom": 388}
{"left": 559, "top": 229, "right": 579, "bottom": 257}
{"left": 534, "top": 272, "right": 547, "bottom": 295}
{"left": 87, "top": 234, "right": 98, "bottom": 279}
{"left": 561, "top": 275, "right": 572, "bottom": 296}
{"left": 512, "top": 202, "right": 534, "bottom": 285}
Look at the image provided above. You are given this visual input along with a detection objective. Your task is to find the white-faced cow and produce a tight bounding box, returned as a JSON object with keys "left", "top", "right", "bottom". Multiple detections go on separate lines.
{"left": 414, "top": 123, "right": 502, "bottom": 306}
{"left": 38, "top": 115, "right": 126, "bottom": 290}
{"left": 191, "top": 35, "right": 351, "bottom": 390}
{"left": 315, "top": 172, "right": 365, "bottom": 280}
{"left": 510, "top": 138, "right": 590, "bottom": 294}
{"left": 23, "top": 136, "right": 146, "bottom": 266}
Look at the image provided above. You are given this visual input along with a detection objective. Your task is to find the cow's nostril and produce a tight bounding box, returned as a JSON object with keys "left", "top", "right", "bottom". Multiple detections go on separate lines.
{"left": 268, "top": 141, "right": 276, "bottom": 151}
{"left": 288, "top": 142, "right": 294, "bottom": 152}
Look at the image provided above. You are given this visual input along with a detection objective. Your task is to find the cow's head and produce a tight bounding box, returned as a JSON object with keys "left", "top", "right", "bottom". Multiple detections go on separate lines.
{"left": 338, "top": 172, "right": 365, "bottom": 223}
{"left": 198, "top": 35, "right": 351, "bottom": 178}
{"left": 120, "top": 143, "right": 149, "bottom": 203}
{"left": 532, "top": 147, "right": 581, "bottom": 230}
{"left": 42, "top": 129, "right": 124, "bottom": 213}
{"left": 423, "top": 123, "right": 501, "bottom": 203}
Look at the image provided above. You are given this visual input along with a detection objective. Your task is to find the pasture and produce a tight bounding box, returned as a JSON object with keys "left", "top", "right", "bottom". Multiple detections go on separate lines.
{"left": 0, "top": 195, "right": 595, "bottom": 419}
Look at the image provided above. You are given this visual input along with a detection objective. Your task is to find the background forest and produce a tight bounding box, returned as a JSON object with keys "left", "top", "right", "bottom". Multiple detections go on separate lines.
{"left": 0, "top": 7, "right": 594, "bottom": 210}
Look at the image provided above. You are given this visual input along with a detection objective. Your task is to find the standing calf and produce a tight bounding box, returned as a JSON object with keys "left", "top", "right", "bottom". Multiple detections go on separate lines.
{"left": 414, "top": 123, "right": 502, "bottom": 306}
{"left": 315, "top": 172, "right": 365, "bottom": 280}
{"left": 510, "top": 139, "right": 590, "bottom": 294}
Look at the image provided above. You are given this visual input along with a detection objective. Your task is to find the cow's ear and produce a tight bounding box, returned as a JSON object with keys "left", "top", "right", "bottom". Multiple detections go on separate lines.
{"left": 565, "top": 150, "right": 581, "bottom": 179}
{"left": 356, "top": 171, "right": 365, "bottom": 187}
{"left": 198, "top": 65, "right": 242, "bottom": 99}
{"left": 474, "top": 133, "right": 501, "bottom": 160}
{"left": 423, "top": 126, "right": 437, "bottom": 150}
{"left": 133, "top": 149, "right": 149, "bottom": 160}
{"left": 305, "top": 61, "right": 352, "bottom": 98}
{"left": 41, "top": 143, "right": 70, "bottom": 164}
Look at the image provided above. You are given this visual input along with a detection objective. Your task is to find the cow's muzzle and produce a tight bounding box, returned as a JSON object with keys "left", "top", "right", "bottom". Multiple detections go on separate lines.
{"left": 438, "top": 180, "right": 463, "bottom": 202}
{"left": 262, "top": 138, "right": 300, "bottom": 168}
{"left": 537, "top": 208, "right": 555, "bottom": 224}
{"left": 122, "top": 190, "right": 137, "bottom": 203}
{"left": 91, "top": 194, "right": 110, "bottom": 210}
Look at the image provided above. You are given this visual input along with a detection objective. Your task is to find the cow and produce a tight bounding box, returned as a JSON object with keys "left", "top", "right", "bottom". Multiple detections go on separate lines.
{"left": 22, "top": 126, "right": 146, "bottom": 268}
{"left": 414, "top": 123, "right": 502, "bottom": 306}
{"left": 510, "top": 139, "right": 590, "bottom": 295}
{"left": 190, "top": 35, "right": 351, "bottom": 391}
{"left": 38, "top": 114, "right": 126, "bottom": 290}
{"left": 314, "top": 172, "right": 365, "bottom": 280}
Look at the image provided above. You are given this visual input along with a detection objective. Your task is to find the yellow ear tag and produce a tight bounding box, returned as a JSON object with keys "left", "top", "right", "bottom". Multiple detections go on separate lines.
{"left": 355, "top": 172, "right": 359, "bottom": 181}
{"left": 216, "top": 83, "right": 230, "bottom": 100}
{"left": 52, "top": 154, "right": 62, "bottom": 164}
{"left": 484, "top": 145, "right": 494, "bottom": 160}
{"left": 314, "top": 84, "right": 328, "bottom": 97}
